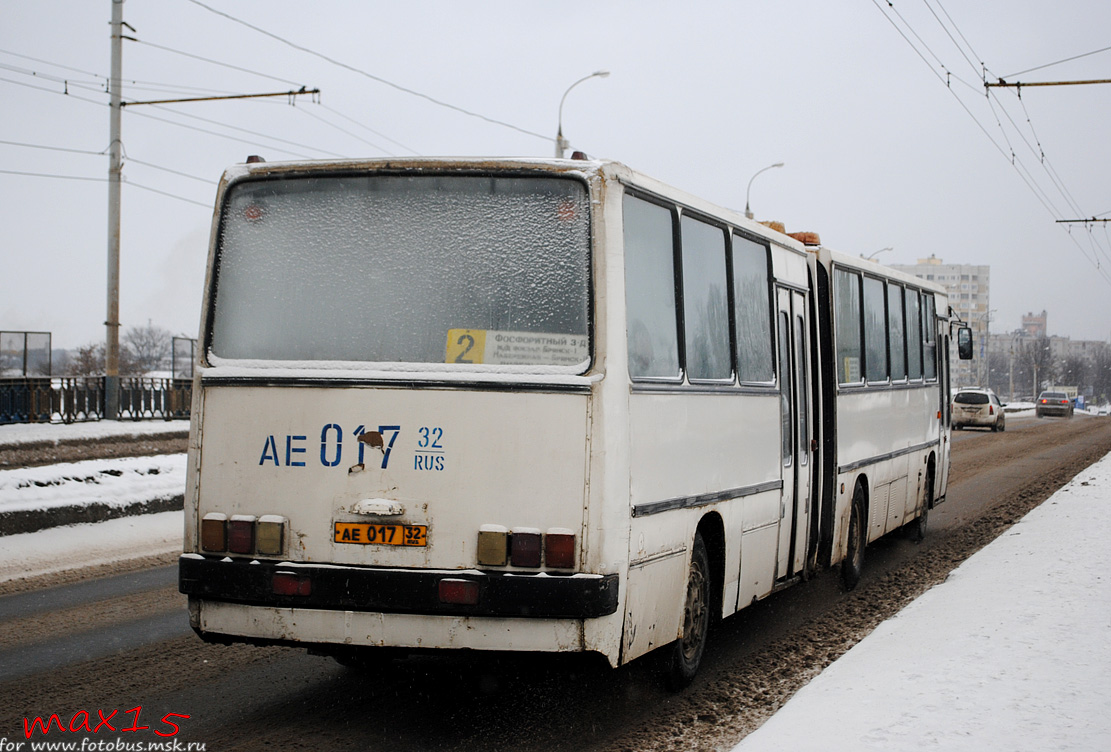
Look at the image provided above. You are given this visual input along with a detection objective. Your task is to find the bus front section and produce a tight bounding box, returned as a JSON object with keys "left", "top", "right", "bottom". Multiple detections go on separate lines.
{"left": 179, "top": 160, "right": 617, "bottom": 664}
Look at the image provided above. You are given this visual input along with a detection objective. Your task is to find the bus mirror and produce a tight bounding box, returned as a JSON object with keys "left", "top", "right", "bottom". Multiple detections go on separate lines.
{"left": 957, "top": 326, "right": 973, "bottom": 360}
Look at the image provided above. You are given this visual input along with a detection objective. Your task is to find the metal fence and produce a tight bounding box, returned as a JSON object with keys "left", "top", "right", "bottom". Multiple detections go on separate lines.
{"left": 0, "top": 376, "right": 191, "bottom": 425}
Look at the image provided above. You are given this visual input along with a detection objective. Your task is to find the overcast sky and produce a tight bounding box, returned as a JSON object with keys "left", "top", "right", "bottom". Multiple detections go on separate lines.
{"left": 3, "top": 0, "right": 1110, "bottom": 349}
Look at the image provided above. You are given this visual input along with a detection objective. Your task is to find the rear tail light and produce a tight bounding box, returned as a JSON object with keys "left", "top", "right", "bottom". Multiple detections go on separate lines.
{"left": 989, "top": 405, "right": 994, "bottom": 415}
{"left": 256, "top": 515, "right": 285, "bottom": 555}
{"left": 438, "top": 578, "right": 480, "bottom": 605}
{"left": 200, "top": 513, "right": 287, "bottom": 556}
{"left": 478, "top": 526, "right": 577, "bottom": 569}
{"left": 544, "top": 529, "right": 576, "bottom": 569}
{"left": 201, "top": 513, "right": 227, "bottom": 552}
{"left": 272, "top": 571, "right": 312, "bottom": 596}
{"left": 477, "top": 525, "right": 509, "bottom": 566}
{"left": 228, "top": 515, "right": 256, "bottom": 554}
{"left": 510, "top": 529, "right": 542, "bottom": 568}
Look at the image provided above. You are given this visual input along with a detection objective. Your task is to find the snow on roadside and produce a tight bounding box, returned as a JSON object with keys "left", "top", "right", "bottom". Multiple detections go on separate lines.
{"left": 734, "top": 451, "right": 1111, "bottom": 752}
{"left": 0, "top": 454, "right": 187, "bottom": 513}
{"left": 0, "top": 419, "right": 189, "bottom": 446}
{"left": 0, "top": 511, "right": 183, "bottom": 583}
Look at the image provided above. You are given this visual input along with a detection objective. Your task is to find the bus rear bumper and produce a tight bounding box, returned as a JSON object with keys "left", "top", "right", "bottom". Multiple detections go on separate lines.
{"left": 179, "top": 554, "right": 619, "bottom": 620}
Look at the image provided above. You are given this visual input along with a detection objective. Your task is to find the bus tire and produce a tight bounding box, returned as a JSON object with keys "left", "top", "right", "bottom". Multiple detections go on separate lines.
{"left": 906, "top": 463, "right": 933, "bottom": 543}
{"left": 841, "top": 486, "right": 866, "bottom": 591}
{"left": 663, "top": 532, "right": 711, "bottom": 691}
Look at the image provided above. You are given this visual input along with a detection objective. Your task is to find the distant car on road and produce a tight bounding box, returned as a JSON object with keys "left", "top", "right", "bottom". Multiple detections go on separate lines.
{"left": 1036, "top": 391, "right": 1074, "bottom": 419}
{"left": 952, "top": 387, "right": 1006, "bottom": 432}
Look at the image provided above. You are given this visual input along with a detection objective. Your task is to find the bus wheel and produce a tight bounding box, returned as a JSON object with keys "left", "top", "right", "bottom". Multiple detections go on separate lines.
{"left": 906, "top": 468, "right": 933, "bottom": 543}
{"left": 841, "top": 487, "right": 866, "bottom": 591}
{"left": 663, "top": 533, "right": 710, "bottom": 691}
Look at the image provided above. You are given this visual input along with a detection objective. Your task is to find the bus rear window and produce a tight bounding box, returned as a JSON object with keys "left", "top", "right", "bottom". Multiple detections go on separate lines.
{"left": 209, "top": 174, "right": 591, "bottom": 369}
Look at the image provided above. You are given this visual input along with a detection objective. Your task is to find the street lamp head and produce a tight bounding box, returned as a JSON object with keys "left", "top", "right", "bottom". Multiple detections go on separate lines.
{"left": 744, "top": 161, "right": 785, "bottom": 220}
{"left": 556, "top": 70, "right": 612, "bottom": 158}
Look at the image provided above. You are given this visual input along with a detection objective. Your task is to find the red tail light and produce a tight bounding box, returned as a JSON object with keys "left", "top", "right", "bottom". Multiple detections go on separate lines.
{"left": 510, "top": 529, "right": 542, "bottom": 568}
{"left": 545, "top": 529, "right": 576, "bottom": 568}
{"left": 228, "top": 515, "right": 256, "bottom": 554}
{"left": 272, "top": 572, "right": 312, "bottom": 596}
{"left": 439, "top": 578, "right": 479, "bottom": 605}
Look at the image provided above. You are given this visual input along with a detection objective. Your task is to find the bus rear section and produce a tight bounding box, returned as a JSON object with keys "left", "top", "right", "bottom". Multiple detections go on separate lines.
{"left": 179, "top": 160, "right": 618, "bottom": 663}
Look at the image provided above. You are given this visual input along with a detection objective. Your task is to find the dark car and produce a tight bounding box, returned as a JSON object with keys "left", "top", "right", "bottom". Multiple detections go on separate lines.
{"left": 1036, "top": 391, "right": 1074, "bottom": 418}
{"left": 952, "top": 388, "right": 1006, "bottom": 431}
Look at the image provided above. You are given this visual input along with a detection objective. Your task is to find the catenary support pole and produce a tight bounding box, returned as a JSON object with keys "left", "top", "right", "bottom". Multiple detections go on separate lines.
{"left": 105, "top": 0, "right": 124, "bottom": 420}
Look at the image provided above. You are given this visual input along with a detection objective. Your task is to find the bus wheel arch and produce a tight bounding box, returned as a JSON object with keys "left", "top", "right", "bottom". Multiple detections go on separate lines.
{"left": 841, "top": 478, "right": 868, "bottom": 591}
{"left": 661, "top": 521, "right": 717, "bottom": 692}
{"left": 906, "top": 454, "right": 936, "bottom": 543}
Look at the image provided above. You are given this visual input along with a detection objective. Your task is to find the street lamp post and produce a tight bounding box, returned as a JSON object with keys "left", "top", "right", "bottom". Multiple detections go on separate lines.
{"left": 556, "top": 71, "right": 609, "bottom": 158}
{"left": 975, "top": 309, "right": 996, "bottom": 387}
{"left": 744, "top": 162, "right": 784, "bottom": 219}
{"left": 862, "top": 247, "right": 893, "bottom": 261}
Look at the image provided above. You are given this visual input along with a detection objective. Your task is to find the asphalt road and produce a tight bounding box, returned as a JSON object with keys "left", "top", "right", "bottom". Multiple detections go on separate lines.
{"left": 2, "top": 412, "right": 1108, "bottom": 751}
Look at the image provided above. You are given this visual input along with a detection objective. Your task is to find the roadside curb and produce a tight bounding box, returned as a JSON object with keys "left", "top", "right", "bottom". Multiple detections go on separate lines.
{"left": 0, "top": 495, "right": 183, "bottom": 537}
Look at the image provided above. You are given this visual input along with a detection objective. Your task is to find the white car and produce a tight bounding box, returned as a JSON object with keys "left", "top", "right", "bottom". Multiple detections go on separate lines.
{"left": 952, "top": 388, "right": 1006, "bottom": 432}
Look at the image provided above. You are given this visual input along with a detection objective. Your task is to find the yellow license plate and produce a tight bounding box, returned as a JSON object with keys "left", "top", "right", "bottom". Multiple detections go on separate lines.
{"left": 334, "top": 522, "right": 427, "bottom": 546}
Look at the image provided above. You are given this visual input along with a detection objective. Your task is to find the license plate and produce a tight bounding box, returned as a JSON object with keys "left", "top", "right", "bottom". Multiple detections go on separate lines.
{"left": 334, "top": 522, "right": 427, "bottom": 546}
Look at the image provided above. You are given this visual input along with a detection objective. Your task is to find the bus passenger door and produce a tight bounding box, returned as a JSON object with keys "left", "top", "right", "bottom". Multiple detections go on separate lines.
{"left": 937, "top": 332, "right": 952, "bottom": 501}
{"left": 775, "top": 289, "right": 812, "bottom": 581}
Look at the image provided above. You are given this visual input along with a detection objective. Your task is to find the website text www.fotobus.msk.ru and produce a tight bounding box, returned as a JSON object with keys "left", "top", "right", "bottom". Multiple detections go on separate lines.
{"left": 1, "top": 738, "right": 205, "bottom": 751}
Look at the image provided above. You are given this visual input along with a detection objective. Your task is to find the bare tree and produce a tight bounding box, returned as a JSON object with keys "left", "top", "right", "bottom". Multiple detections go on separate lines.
{"left": 1025, "top": 337, "right": 1055, "bottom": 395}
{"left": 1091, "top": 346, "right": 1111, "bottom": 404}
{"left": 123, "top": 322, "right": 172, "bottom": 375}
{"left": 68, "top": 343, "right": 105, "bottom": 376}
{"left": 1059, "top": 354, "right": 1088, "bottom": 391}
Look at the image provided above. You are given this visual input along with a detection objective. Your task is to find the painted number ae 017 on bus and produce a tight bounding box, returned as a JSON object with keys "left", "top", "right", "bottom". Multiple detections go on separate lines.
{"left": 179, "top": 156, "right": 971, "bottom": 690}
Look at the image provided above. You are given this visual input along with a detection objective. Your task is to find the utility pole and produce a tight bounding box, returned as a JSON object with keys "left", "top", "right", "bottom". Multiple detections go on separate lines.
{"left": 102, "top": 0, "right": 316, "bottom": 419}
{"left": 105, "top": 0, "right": 126, "bottom": 420}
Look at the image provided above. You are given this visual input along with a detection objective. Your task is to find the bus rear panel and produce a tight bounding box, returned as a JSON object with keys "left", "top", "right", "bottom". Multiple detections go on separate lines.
{"left": 180, "top": 162, "right": 617, "bottom": 659}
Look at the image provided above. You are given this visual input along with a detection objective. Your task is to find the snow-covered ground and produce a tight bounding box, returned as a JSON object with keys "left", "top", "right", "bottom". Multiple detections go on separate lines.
{"left": 0, "top": 453, "right": 186, "bottom": 514}
{"left": 735, "top": 450, "right": 1111, "bottom": 752}
{"left": 0, "top": 418, "right": 189, "bottom": 446}
{"left": 0, "top": 510, "right": 182, "bottom": 583}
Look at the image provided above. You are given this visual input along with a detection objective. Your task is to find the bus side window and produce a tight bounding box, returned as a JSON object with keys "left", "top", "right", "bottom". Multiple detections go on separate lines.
{"left": 863, "top": 276, "right": 888, "bottom": 384}
{"left": 680, "top": 215, "right": 731, "bottom": 381}
{"left": 905, "top": 288, "right": 923, "bottom": 379}
{"left": 922, "top": 294, "right": 937, "bottom": 380}
{"left": 732, "top": 233, "right": 774, "bottom": 384}
{"left": 834, "top": 269, "right": 863, "bottom": 385}
{"left": 888, "top": 283, "right": 907, "bottom": 381}
{"left": 623, "top": 194, "right": 680, "bottom": 379}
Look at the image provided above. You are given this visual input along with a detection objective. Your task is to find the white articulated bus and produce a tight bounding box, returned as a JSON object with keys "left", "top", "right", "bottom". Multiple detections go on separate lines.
{"left": 179, "top": 156, "right": 969, "bottom": 688}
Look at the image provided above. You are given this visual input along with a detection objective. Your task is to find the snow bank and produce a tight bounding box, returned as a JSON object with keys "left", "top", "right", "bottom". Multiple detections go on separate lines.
{"left": 0, "top": 511, "right": 182, "bottom": 583}
{"left": 0, "top": 419, "right": 189, "bottom": 446}
{"left": 0, "top": 454, "right": 187, "bottom": 513}
{"left": 734, "top": 452, "right": 1111, "bottom": 752}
